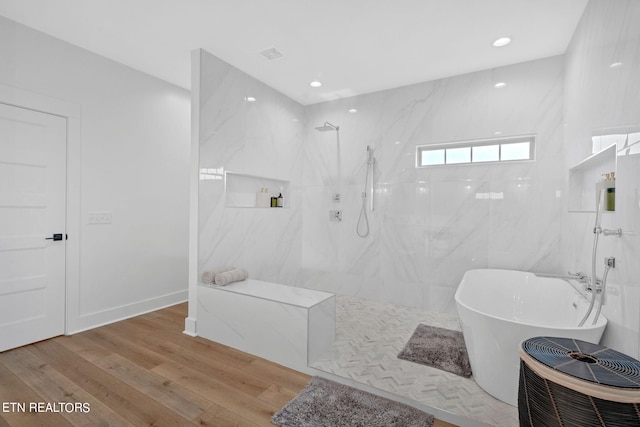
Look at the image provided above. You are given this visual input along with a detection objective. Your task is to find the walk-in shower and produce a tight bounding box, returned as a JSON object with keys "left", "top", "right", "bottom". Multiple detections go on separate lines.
{"left": 357, "top": 146, "right": 374, "bottom": 237}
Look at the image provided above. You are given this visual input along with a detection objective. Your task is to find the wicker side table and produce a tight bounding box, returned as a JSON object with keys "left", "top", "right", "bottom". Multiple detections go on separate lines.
{"left": 519, "top": 336, "right": 640, "bottom": 427}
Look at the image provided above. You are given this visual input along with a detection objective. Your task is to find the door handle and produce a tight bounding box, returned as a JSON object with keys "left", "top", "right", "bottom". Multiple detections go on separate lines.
{"left": 45, "top": 234, "right": 66, "bottom": 241}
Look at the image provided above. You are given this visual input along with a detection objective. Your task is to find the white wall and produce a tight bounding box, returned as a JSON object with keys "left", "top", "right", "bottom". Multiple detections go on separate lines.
{"left": 0, "top": 16, "right": 190, "bottom": 332}
{"left": 562, "top": 0, "right": 640, "bottom": 358}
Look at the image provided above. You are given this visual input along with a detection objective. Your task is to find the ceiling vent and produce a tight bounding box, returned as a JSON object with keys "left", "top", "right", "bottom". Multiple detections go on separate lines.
{"left": 259, "top": 47, "right": 285, "bottom": 61}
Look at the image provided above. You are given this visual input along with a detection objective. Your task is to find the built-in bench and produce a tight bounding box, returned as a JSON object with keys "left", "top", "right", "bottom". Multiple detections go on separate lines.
{"left": 197, "top": 279, "right": 335, "bottom": 372}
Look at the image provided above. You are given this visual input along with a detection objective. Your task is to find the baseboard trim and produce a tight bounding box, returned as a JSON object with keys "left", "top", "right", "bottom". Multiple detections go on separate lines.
{"left": 68, "top": 290, "right": 188, "bottom": 335}
{"left": 183, "top": 317, "right": 197, "bottom": 336}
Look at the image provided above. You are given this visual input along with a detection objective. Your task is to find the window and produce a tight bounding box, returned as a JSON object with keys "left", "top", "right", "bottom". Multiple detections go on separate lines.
{"left": 446, "top": 147, "right": 471, "bottom": 164}
{"left": 416, "top": 135, "right": 535, "bottom": 167}
{"left": 592, "top": 128, "right": 640, "bottom": 157}
{"left": 200, "top": 167, "right": 224, "bottom": 180}
{"left": 421, "top": 149, "right": 444, "bottom": 166}
{"left": 501, "top": 142, "right": 531, "bottom": 161}
{"left": 472, "top": 144, "right": 499, "bottom": 162}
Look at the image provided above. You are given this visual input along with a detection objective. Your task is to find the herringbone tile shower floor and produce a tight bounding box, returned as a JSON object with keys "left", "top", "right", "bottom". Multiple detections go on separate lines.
{"left": 310, "top": 295, "right": 518, "bottom": 427}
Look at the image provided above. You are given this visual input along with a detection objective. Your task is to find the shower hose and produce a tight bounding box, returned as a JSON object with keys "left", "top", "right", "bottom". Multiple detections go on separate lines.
{"left": 578, "top": 188, "right": 610, "bottom": 327}
{"left": 356, "top": 190, "right": 370, "bottom": 237}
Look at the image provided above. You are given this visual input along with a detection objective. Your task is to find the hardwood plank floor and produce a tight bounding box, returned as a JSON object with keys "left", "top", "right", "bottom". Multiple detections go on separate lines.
{"left": 0, "top": 303, "right": 457, "bottom": 427}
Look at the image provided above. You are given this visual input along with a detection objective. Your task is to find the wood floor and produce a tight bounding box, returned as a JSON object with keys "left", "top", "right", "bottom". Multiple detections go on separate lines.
{"left": 0, "top": 303, "right": 457, "bottom": 427}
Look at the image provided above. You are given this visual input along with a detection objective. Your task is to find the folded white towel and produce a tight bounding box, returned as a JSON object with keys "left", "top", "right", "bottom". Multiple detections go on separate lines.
{"left": 214, "top": 268, "right": 249, "bottom": 286}
{"left": 202, "top": 266, "right": 234, "bottom": 284}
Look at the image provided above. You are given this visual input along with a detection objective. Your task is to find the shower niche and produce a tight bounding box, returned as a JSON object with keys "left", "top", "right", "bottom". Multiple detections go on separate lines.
{"left": 568, "top": 144, "right": 616, "bottom": 213}
{"left": 224, "top": 171, "right": 289, "bottom": 208}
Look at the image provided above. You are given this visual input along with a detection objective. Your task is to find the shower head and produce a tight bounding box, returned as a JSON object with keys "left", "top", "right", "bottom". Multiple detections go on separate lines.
{"left": 315, "top": 122, "right": 339, "bottom": 132}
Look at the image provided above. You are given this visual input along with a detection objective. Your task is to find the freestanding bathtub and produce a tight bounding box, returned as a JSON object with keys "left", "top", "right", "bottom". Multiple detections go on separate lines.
{"left": 455, "top": 269, "right": 607, "bottom": 406}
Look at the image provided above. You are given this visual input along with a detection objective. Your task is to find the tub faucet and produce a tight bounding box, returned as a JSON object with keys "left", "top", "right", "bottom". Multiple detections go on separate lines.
{"left": 567, "top": 271, "right": 589, "bottom": 284}
{"left": 534, "top": 271, "right": 588, "bottom": 284}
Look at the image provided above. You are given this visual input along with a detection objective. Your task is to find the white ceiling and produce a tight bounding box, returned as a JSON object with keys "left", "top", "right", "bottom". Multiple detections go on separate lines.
{"left": 0, "top": 0, "right": 588, "bottom": 105}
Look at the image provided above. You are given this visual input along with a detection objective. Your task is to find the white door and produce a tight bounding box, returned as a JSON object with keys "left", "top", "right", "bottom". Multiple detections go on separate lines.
{"left": 0, "top": 103, "right": 67, "bottom": 352}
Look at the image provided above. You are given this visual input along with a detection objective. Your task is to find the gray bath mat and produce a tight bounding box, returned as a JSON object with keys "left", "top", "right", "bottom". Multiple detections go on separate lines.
{"left": 272, "top": 376, "right": 434, "bottom": 427}
{"left": 398, "top": 324, "right": 472, "bottom": 377}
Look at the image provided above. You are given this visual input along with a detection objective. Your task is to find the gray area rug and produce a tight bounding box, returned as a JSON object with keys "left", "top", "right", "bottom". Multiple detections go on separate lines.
{"left": 398, "top": 324, "right": 472, "bottom": 377}
{"left": 272, "top": 376, "right": 434, "bottom": 427}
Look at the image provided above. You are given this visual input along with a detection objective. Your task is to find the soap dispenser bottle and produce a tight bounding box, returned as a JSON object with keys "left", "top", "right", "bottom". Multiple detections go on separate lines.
{"left": 277, "top": 193, "right": 284, "bottom": 208}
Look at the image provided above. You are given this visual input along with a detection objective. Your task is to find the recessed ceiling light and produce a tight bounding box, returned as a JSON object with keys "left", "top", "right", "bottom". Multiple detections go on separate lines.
{"left": 494, "top": 82, "right": 506, "bottom": 88}
{"left": 610, "top": 62, "right": 623, "bottom": 68}
{"left": 348, "top": 108, "right": 358, "bottom": 113}
{"left": 309, "top": 81, "right": 322, "bottom": 88}
{"left": 493, "top": 37, "right": 511, "bottom": 47}
{"left": 494, "top": 131, "right": 503, "bottom": 135}
{"left": 245, "top": 96, "right": 256, "bottom": 102}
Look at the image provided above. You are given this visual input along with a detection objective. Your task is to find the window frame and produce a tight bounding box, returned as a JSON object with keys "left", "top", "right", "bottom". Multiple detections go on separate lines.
{"left": 416, "top": 134, "right": 536, "bottom": 167}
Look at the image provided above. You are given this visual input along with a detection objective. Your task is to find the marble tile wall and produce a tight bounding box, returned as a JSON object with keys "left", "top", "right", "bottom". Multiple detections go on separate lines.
{"left": 196, "top": 49, "right": 305, "bottom": 286}
{"left": 562, "top": 0, "right": 640, "bottom": 358}
{"left": 195, "top": 0, "right": 639, "bottom": 358}
{"left": 302, "top": 56, "right": 565, "bottom": 313}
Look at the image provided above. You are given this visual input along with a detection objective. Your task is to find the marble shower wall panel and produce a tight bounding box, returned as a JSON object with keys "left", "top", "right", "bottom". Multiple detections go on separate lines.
{"left": 303, "top": 56, "right": 565, "bottom": 312}
{"left": 241, "top": 209, "right": 303, "bottom": 284}
{"left": 428, "top": 73, "right": 493, "bottom": 143}
{"left": 198, "top": 52, "right": 246, "bottom": 273}
{"left": 562, "top": 0, "right": 640, "bottom": 358}
{"left": 483, "top": 59, "right": 565, "bottom": 274}
{"left": 197, "top": 50, "right": 305, "bottom": 286}
{"left": 425, "top": 176, "right": 491, "bottom": 284}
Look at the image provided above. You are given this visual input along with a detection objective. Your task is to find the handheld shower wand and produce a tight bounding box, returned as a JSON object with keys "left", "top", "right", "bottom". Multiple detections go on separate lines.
{"left": 578, "top": 187, "right": 620, "bottom": 326}
{"left": 578, "top": 188, "right": 604, "bottom": 327}
{"left": 367, "top": 146, "right": 375, "bottom": 212}
{"left": 357, "top": 146, "right": 374, "bottom": 238}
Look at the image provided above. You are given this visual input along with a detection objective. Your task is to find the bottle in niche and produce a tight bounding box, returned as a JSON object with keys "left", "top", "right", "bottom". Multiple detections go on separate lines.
{"left": 270, "top": 196, "right": 278, "bottom": 208}
{"left": 602, "top": 172, "right": 615, "bottom": 211}
{"left": 256, "top": 188, "right": 270, "bottom": 208}
{"left": 607, "top": 187, "right": 615, "bottom": 211}
{"left": 595, "top": 172, "right": 615, "bottom": 211}
{"left": 277, "top": 193, "right": 284, "bottom": 208}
